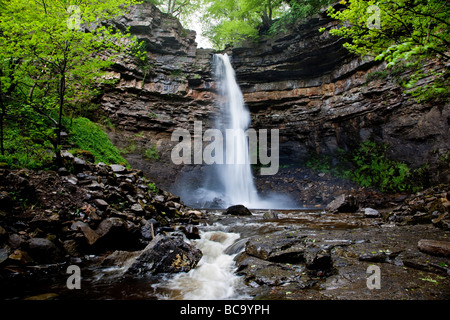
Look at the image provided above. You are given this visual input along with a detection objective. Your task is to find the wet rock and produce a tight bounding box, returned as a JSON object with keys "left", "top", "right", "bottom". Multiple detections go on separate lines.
{"left": 57, "top": 167, "right": 69, "bottom": 176}
{"left": 305, "top": 247, "right": 333, "bottom": 271}
{"left": 71, "top": 221, "right": 99, "bottom": 246}
{"left": 432, "top": 212, "right": 450, "bottom": 230}
{"left": 0, "top": 247, "right": 9, "bottom": 264}
{"left": 245, "top": 232, "right": 306, "bottom": 263}
{"left": 407, "top": 212, "right": 434, "bottom": 225}
{"left": 8, "top": 233, "right": 26, "bottom": 249}
{"left": 418, "top": 239, "right": 450, "bottom": 257}
{"left": 224, "top": 205, "right": 252, "bottom": 216}
{"left": 26, "top": 238, "right": 64, "bottom": 264}
{"left": 326, "top": 194, "right": 359, "bottom": 214}
{"left": 92, "top": 199, "right": 109, "bottom": 211}
{"left": 8, "top": 249, "right": 34, "bottom": 265}
{"left": 126, "top": 234, "right": 202, "bottom": 274}
{"left": 110, "top": 164, "right": 127, "bottom": 173}
{"left": 263, "top": 210, "right": 278, "bottom": 219}
{"left": 95, "top": 217, "right": 141, "bottom": 251}
{"left": 140, "top": 219, "right": 155, "bottom": 240}
{"left": 0, "top": 225, "right": 6, "bottom": 240}
{"left": 73, "top": 157, "right": 86, "bottom": 171}
{"left": 180, "top": 225, "right": 201, "bottom": 240}
{"left": 364, "top": 208, "right": 380, "bottom": 218}
{"left": 130, "top": 203, "right": 144, "bottom": 214}
{"left": 0, "top": 191, "right": 12, "bottom": 210}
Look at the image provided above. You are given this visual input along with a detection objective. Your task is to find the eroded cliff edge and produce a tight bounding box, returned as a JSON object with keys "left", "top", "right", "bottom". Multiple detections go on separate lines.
{"left": 100, "top": 3, "right": 449, "bottom": 205}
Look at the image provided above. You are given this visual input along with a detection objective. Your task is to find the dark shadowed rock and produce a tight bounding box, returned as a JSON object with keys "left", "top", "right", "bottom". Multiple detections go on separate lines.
{"left": 94, "top": 217, "right": 141, "bottom": 251}
{"left": 126, "top": 234, "right": 202, "bottom": 274}
{"left": 326, "top": 194, "right": 359, "bottom": 213}
{"left": 224, "top": 205, "right": 252, "bottom": 216}
{"left": 26, "top": 238, "right": 64, "bottom": 264}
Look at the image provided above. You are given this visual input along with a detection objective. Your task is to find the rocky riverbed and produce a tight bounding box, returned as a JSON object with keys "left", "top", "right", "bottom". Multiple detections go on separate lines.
{"left": 0, "top": 153, "right": 449, "bottom": 300}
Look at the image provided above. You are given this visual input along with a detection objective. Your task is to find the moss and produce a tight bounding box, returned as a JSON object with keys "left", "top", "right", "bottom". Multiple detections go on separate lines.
{"left": 69, "top": 117, "right": 128, "bottom": 166}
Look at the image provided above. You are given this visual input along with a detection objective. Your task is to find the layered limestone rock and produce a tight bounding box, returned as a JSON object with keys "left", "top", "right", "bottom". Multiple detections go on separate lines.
{"left": 230, "top": 10, "right": 449, "bottom": 172}
{"left": 101, "top": 2, "right": 216, "bottom": 134}
{"left": 100, "top": 3, "right": 449, "bottom": 197}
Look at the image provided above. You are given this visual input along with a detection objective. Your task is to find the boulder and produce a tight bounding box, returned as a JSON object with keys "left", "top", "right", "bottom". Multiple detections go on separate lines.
{"left": 418, "top": 239, "right": 450, "bottom": 257}
{"left": 181, "top": 225, "right": 201, "bottom": 240}
{"left": 94, "top": 217, "right": 141, "bottom": 251}
{"left": 92, "top": 199, "right": 109, "bottom": 211}
{"left": 126, "top": 234, "right": 202, "bottom": 274}
{"left": 326, "top": 194, "right": 359, "bottom": 213}
{"left": 364, "top": 208, "right": 380, "bottom": 218}
{"left": 110, "top": 164, "right": 127, "bottom": 173}
{"left": 26, "top": 238, "right": 64, "bottom": 264}
{"left": 224, "top": 205, "right": 252, "bottom": 216}
{"left": 70, "top": 221, "right": 99, "bottom": 246}
{"left": 245, "top": 232, "right": 306, "bottom": 263}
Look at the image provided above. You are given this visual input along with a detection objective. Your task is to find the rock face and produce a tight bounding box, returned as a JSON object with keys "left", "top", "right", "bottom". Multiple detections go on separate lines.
{"left": 230, "top": 9, "right": 449, "bottom": 176}
{"left": 100, "top": 3, "right": 449, "bottom": 201}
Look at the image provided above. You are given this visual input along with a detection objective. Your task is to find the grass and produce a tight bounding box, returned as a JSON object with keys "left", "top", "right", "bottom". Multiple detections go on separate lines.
{"left": 69, "top": 117, "right": 128, "bottom": 166}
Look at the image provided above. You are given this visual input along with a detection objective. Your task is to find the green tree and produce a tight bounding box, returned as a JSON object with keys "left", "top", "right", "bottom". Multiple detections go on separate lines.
{"left": 0, "top": 0, "right": 140, "bottom": 164}
{"left": 201, "top": 0, "right": 332, "bottom": 49}
{"left": 202, "top": 0, "right": 286, "bottom": 49}
{"left": 325, "top": 0, "right": 449, "bottom": 102}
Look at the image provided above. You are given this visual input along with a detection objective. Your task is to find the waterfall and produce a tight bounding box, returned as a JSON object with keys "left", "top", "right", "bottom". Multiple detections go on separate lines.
{"left": 183, "top": 53, "right": 296, "bottom": 209}
{"left": 213, "top": 53, "right": 259, "bottom": 207}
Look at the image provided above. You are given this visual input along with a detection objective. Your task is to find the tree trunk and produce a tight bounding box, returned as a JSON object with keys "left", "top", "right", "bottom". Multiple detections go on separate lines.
{"left": 0, "top": 74, "right": 5, "bottom": 156}
{"left": 56, "top": 73, "right": 66, "bottom": 166}
{"left": 0, "top": 93, "right": 5, "bottom": 156}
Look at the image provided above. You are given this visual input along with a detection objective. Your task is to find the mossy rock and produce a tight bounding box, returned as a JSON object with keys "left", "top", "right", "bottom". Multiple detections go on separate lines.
{"left": 70, "top": 149, "right": 95, "bottom": 163}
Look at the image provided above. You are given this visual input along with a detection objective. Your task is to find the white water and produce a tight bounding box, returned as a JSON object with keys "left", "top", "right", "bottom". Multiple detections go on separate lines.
{"left": 156, "top": 229, "right": 246, "bottom": 300}
{"left": 183, "top": 53, "right": 296, "bottom": 209}
{"left": 214, "top": 53, "right": 260, "bottom": 207}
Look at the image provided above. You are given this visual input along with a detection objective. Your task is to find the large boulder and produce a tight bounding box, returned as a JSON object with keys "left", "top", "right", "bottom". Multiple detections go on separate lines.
{"left": 126, "top": 234, "right": 202, "bottom": 274}
{"left": 224, "top": 205, "right": 252, "bottom": 216}
{"left": 326, "top": 194, "right": 359, "bottom": 213}
{"left": 94, "top": 217, "right": 141, "bottom": 251}
{"left": 26, "top": 238, "right": 64, "bottom": 264}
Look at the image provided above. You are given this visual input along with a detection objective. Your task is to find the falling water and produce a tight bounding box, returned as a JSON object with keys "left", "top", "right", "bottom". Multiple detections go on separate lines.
{"left": 213, "top": 53, "right": 259, "bottom": 207}
{"left": 185, "top": 53, "right": 295, "bottom": 209}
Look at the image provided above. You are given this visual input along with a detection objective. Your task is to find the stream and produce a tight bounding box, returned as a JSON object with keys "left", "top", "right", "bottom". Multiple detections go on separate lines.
{"left": 2, "top": 209, "right": 449, "bottom": 301}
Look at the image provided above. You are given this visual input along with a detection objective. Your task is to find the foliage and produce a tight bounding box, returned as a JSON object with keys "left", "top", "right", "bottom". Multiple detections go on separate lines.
{"left": 325, "top": 0, "right": 449, "bottom": 102}
{"left": 70, "top": 117, "right": 128, "bottom": 166}
{"left": 147, "top": 181, "right": 159, "bottom": 194}
{"left": 306, "top": 141, "right": 416, "bottom": 193}
{"left": 0, "top": 124, "right": 54, "bottom": 169}
{"left": 349, "top": 141, "right": 412, "bottom": 193}
{"left": 145, "top": 0, "right": 202, "bottom": 24}
{"left": 201, "top": 0, "right": 333, "bottom": 49}
{"left": 0, "top": 0, "right": 140, "bottom": 164}
{"left": 268, "top": 0, "right": 333, "bottom": 34}
{"left": 144, "top": 145, "right": 160, "bottom": 160}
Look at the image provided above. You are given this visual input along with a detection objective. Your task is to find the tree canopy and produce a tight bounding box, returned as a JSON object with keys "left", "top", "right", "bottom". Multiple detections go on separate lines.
{"left": 200, "top": 0, "right": 333, "bottom": 49}
{"left": 325, "top": 0, "right": 449, "bottom": 102}
{"left": 0, "top": 0, "right": 140, "bottom": 166}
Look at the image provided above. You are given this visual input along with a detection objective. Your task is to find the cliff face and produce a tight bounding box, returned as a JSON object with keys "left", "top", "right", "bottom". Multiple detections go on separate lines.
{"left": 101, "top": 3, "right": 218, "bottom": 133}
{"left": 100, "top": 3, "right": 449, "bottom": 198}
{"left": 230, "top": 11, "right": 449, "bottom": 172}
